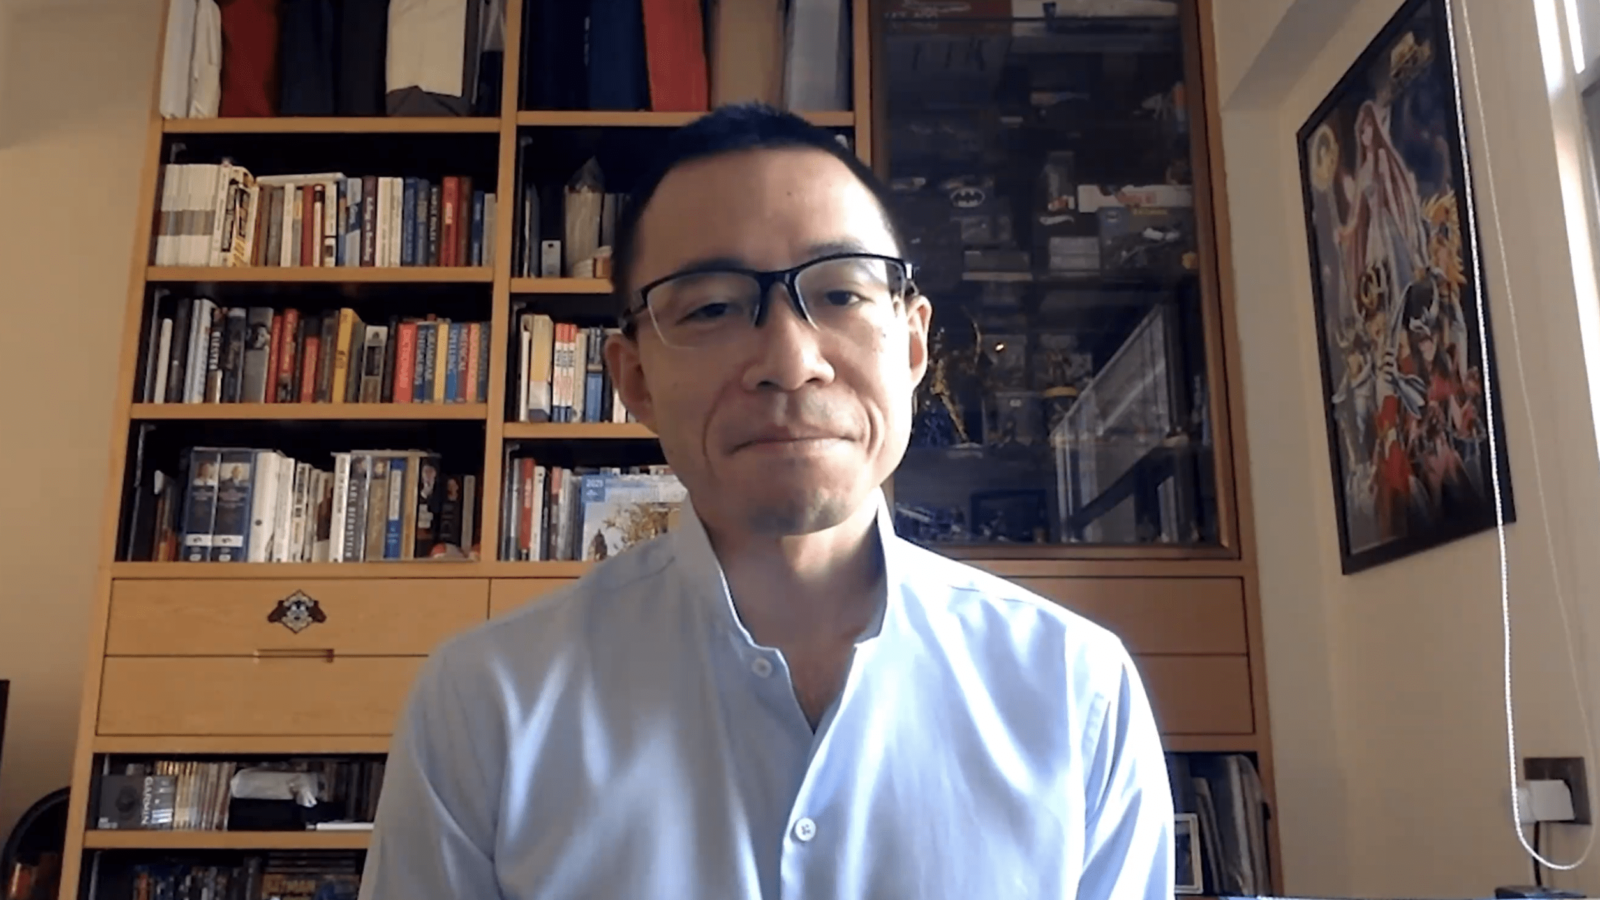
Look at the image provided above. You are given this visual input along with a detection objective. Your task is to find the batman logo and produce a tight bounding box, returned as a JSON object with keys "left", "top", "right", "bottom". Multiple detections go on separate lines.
{"left": 949, "top": 187, "right": 986, "bottom": 208}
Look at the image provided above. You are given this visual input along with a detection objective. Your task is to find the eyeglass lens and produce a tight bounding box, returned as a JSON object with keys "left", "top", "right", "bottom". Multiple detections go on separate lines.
{"left": 647, "top": 256, "right": 906, "bottom": 347}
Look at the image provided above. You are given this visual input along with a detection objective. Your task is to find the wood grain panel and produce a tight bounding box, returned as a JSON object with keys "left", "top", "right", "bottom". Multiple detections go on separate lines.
{"left": 1138, "top": 655, "right": 1253, "bottom": 735}
{"left": 107, "top": 580, "right": 488, "bottom": 656}
{"left": 489, "top": 579, "right": 576, "bottom": 618}
{"left": 1017, "top": 578, "right": 1246, "bottom": 655}
{"left": 98, "top": 657, "right": 423, "bottom": 736}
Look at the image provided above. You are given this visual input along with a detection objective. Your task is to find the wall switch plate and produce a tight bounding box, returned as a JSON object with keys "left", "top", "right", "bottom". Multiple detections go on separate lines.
{"left": 1524, "top": 757, "right": 1592, "bottom": 825}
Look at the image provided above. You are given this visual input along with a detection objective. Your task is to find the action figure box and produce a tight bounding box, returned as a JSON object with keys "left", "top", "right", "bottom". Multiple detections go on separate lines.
{"left": 942, "top": 175, "right": 1014, "bottom": 247}
{"left": 883, "top": 0, "right": 1012, "bottom": 34}
{"left": 1097, "top": 206, "right": 1196, "bottom": 274}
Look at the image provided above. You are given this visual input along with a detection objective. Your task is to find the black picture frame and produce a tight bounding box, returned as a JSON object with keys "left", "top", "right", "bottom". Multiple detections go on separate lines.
{"left": 1295, "top": 0, "right": 1514, "bottom": 574}
{"left": 1174, "top": 812, "right": 1203, "bottom": 894}
{"left": 0, "top": 680, "right": 8, "bottom": 797}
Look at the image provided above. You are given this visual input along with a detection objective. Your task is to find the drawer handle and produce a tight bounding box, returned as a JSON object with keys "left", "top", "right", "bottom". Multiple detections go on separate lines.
{"left": 267, "top": 590, "right": 327, "bottom": 634}
{"left": 254, "top": 647, "right": 335, "bottom": 662}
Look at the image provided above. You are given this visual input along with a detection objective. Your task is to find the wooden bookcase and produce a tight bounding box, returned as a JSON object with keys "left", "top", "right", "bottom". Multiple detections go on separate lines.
{"left": 58, "top": 0, "right": 1279, "bottom": 896}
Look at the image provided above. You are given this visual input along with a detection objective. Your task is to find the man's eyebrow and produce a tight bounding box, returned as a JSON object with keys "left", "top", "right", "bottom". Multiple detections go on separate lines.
{"left": 660, "top": 241, "right": 886, "bottom": 280}
{"left": 801, "top": 238, "right": 875, "bottom": 258}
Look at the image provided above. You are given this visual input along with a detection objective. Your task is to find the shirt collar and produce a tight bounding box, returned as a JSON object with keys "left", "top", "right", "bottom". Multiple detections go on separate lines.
{"left": 670, "top": 488, "right": 903, "bottom": 651}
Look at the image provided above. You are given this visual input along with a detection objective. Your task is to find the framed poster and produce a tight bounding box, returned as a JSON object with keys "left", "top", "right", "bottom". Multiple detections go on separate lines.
{"left": 1296, "top": 0, "right": 1514, "bottom": 573}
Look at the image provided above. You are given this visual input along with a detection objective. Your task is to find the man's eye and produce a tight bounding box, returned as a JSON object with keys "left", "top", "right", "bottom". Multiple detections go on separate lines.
{"left": 680, "top": 301, "right": 736, "bottom": 323}
{"left": 821, "top": 288, "right": 870, "bottom": 307}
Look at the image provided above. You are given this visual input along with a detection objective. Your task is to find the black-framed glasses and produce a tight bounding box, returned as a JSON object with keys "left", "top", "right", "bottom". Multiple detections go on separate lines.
{"left": 625, "top": 252, "right": 917, "bottom": 349}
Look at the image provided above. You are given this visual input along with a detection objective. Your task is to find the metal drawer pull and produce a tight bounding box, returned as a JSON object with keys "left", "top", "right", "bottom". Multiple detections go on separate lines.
{"left": 254, "top": 647, "right": 335, "bottom": 661}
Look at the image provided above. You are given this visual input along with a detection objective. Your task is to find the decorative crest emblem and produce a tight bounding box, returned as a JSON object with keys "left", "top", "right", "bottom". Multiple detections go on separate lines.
{"left": 267, "top": 591, "right": 326, "bottom": 634}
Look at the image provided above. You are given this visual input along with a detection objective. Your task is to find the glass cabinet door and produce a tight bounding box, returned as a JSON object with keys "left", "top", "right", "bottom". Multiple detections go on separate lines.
{"left": 880, "top": 0, "right": 1224, "bottom": 550}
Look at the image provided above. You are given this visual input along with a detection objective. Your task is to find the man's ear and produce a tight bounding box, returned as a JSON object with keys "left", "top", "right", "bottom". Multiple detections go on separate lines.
{"left": 905, "top": 294, "right": 933, "bottom": 388}
{"left": 604, "top": 330, "right": 656, "bottom": 430}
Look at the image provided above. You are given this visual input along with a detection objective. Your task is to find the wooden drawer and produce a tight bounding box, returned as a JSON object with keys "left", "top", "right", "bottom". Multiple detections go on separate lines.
{"left": 1138, "top": 655, "right": 1254, "bottom": 735}
{"left": 1017, "top": 578, "right": 1247, "bottom": 655}
{"left": 98, "top": 656, "right": 423, "bottom": 736}
{"left": 489, "top": 579, "right": 575, "bottom": 618}
{"left": 106, "top": 579, "right": 489, "bottom": 656}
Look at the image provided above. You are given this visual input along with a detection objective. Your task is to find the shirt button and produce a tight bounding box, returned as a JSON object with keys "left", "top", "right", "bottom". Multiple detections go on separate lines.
{"left": 792, "top": 818, "right": 816, "bottom": 842}
{"left": 751, "top": 657, "right": 773, "bottom": 678}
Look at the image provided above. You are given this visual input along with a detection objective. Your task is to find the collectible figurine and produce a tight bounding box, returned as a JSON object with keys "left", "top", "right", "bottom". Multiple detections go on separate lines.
{"left": 912, "top": 326, "right": 971, "bottom": 447}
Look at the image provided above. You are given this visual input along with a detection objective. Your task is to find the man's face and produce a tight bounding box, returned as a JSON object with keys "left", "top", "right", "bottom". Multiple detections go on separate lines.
{"left": 605, "top": 147, "right": 931, "bottom": 538}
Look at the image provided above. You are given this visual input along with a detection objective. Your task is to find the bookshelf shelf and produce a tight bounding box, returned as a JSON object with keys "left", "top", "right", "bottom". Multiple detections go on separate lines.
{"left": 516, "top": 110, "right": 853, "bottom": 128}
{"left": 94, "top": 736, "right": 393, "bottom": 755}
{"left": 482, "top": 561, "right": 591, "bottom": 578}
{"left": 83, "top": 831, "right": 371, "bottom": 851}
{"left": 108, "top": 561, "right": 484, "bottom": 579}
{"left": 130, "top": 403, "right": 490, "bottom": 422}
{"left": 146, "top": 267, "right": 495, "bottom": 284}
{"left": 163, "top": 117, "right": 501, "bottom": 135}
{"left": 1161, "top": 734, "right": 1263, "bottom": 755}
{"left": 502, "top": 422, "right": 654, "bottom": 440}
{"left": 510, "top": 277, "right": 611, "bottom": 294}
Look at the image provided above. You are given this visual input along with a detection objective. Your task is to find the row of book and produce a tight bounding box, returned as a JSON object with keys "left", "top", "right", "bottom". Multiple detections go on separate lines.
{"left": 128, "top": 445, "right": 477, "bottom": 564}
{"left": 514, "top": 310, "right": 632, "bottom": 424}
{"left": 501, "top": 461, "right": 683, "bottom": 562}
{"left": 512, "top": 152, "right": 629, "bottom": 279}
{"left": 1169, "top": 753, "right": 1271, "bottom": 895}
{"left": 138, "top": 296, "right": 492, "bottom": 407}
{"left": 153, "top": 163, "right": 496, "bottom": 269}
{"left": 90, "top": 852, "right": 362, "bottom": 900}
{"left": 95, "top": 758, "right": 386, "bottom": 833}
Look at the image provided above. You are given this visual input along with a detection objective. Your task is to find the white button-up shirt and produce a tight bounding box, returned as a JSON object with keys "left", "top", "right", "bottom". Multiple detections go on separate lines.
{"left": 360, "top": 491, "right": 1174, "bottom": 899}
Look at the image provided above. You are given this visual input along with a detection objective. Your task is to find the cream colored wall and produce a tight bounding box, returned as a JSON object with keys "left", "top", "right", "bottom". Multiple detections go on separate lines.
{"left": 0, "top": 0, "right": 159, "bottom": 842}
{"left": 1217, "top": 0, "right": 1600, "bottom": 893}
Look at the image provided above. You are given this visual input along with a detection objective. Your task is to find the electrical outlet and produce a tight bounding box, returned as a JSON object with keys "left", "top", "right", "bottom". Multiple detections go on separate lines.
{"left": 1524, "top": 757, "right": 1592, "bottom": 825}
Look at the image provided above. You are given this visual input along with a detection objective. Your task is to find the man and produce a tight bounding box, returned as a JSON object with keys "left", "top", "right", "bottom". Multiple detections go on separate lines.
{"left": 360, "top": 103, "right": 1173, "bottom": 899}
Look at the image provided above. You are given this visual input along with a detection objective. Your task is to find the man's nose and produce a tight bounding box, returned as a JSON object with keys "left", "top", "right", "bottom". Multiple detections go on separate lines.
{"left": 742, "top": 285, "right": 836, "bottom": 392}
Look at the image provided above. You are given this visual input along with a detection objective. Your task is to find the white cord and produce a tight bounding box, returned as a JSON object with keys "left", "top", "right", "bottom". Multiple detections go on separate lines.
{"left": 1453, "top": 0, "right": 1598, "bottom": 873}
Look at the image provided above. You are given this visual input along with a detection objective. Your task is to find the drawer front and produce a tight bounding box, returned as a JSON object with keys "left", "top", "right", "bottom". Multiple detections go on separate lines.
{"left": 1017, "top": 578, "right": 1247, "bottom": 655}
{"left": 489, "top": 579, "right": 576, "bottom": 618}
{"left": 98, "top": 656, "right": 423, "bottom": 736}
{"left": 1137, "top": 655, "right": 1254, "bottom": 735}
{"left": 107, "top": 579, "right": 489, "bottom": 656}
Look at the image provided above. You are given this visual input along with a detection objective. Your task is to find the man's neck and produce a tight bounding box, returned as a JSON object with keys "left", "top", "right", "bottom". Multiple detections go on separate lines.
{"left": 705, "top": 501, "right": 886, "bottom": 652}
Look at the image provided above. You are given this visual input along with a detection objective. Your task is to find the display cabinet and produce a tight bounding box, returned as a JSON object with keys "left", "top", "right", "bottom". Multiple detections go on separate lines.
{"left": 876, "top": 0, "right": 1279, "bottom": 891}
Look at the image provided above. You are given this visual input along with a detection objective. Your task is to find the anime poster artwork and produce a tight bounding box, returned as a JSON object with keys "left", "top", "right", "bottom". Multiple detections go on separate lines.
{"left": 1297, "top": 0, "right": 1513, "bottom": 574}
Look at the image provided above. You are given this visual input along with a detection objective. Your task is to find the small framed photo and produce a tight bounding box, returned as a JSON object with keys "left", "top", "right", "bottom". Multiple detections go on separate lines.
{"left": 1174, "top": 812, "right": 1203, "bottom": 894}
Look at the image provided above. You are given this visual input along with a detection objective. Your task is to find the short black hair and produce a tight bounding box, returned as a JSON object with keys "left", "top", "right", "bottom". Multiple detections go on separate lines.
{"left": 610, "top": 102, "right": 903, "bottom": 328}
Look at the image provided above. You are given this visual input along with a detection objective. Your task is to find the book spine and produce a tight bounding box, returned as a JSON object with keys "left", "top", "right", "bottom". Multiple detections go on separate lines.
{"left": 427, "top": 183, "right": 442, "bottom": 266}
{"left": 401, "top": 177, "right": 417, "bottom": 267}
{"left": 394, "top": 322, "right": 418, "bottom": 404}
{"left": 179, "top": 448, "right": 222, "bottom": 562}
{"left": 413, "top": 178, "right": 431, "bottom": 266}
{"left": 329, "top": 452, "right": 351, "bottom": 563}
{"left": 208, "top": 448, "right": 253, "bottom": 562}
{"left": 445, "top": 323, "right": 461, "bottom": 403}
{"left": 360, "top": 175, "right": 379, "bottom": 266}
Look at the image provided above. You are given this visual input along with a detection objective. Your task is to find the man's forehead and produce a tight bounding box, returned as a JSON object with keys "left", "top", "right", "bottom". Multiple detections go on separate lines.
{"left": 634, "top": 147, "right": 896, "bottom": 272}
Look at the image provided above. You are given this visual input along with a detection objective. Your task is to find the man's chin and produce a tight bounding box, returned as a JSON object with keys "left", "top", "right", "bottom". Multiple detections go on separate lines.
{"left": 735, "top": 488, "right": 861, "bottom": 537}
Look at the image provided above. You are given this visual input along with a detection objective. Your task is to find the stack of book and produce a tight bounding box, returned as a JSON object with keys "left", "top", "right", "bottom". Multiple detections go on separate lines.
{"left": 513, "top": 309, "right": 629, "bottom": 424}
{"left": 139, "top": 297, "right": 491, "bottom": 407}
{"left": 500, "top": 464, "right": 681, "bottom": 562}
{"left": 153, "top": 163, "right": 496, "bottom": 269}
{"left": 127, "top": 443, "right": 479, "bottom": 564}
